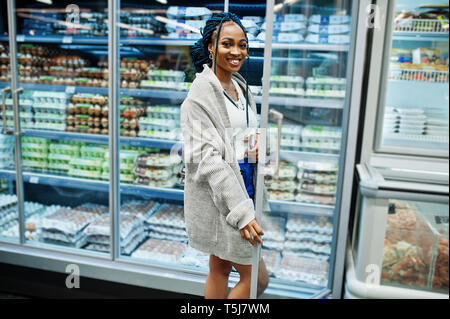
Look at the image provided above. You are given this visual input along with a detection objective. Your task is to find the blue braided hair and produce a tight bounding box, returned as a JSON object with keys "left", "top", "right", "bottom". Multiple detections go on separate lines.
{"left": 190, "top": 12, "right": 249, "bottom": 74}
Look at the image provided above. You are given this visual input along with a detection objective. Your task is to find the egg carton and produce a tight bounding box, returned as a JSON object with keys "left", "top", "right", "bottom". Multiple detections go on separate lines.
{"left": 68, "top": 167, "right": 102, "bottom": 179}
{"left": 260, "top": 215, "right": 287, "bottom": 243}
{"left": 262, "top": 21, "right": 307, "bottom": 32}
{"left": 275, "top": 252, "right": 329, "bottom": 286}
{"left": 148, "top": 230, "right": 188, "bottom": 243}
{"left": 145, "top": 204, "right": 185, "bottom": 230}
{"left": 180, "top": 246, "right": 210, "bottom": 269}
{"left": 131, "top": 237, "right": 188, "bottom": 263}
{"left": 285, "top": 231, "right": 333, "bottom": 244}
{"left": 137, "top": 128, "right": 181, "bottom": 140}
{"left": 262, "top": 249, "right": 282, "bottom": 277}
{"left": 286, "top": 215, "right": 333, "bottom": 235}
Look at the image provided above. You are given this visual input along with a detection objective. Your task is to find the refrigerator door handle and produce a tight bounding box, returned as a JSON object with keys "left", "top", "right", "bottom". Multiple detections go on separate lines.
{"left": 12, "top": 87, "right": 24, "bottom": 138}
{"left": 268, "top": 109, "right": 283, "bottom": 178}
{"left": 1, "top": 86, "right": 11, "bottom": 134}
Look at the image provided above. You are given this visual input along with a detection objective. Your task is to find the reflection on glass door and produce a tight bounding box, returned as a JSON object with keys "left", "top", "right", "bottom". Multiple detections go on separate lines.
{"left": 377, "top": 0, "right": 449, "bottom": 156}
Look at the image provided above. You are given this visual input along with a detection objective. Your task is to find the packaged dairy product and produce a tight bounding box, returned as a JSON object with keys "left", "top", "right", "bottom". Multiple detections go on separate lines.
{"left": 308, "top": 24, "right": 351, "bottom": 34}
{"left": 309, "top": 15, "right": 351, "bottom": 25}
{"left": 262, "top": 21, "right": 307, "bottom": 32}
{"left": 305, "top": 33, "right": 350, "bottom": 44}
{"left": 257, "top": 32, "right": 304, "bottom": 43}
{"left": 274, "top": 14, "right": 306, "bottom": 22}
{"left": 166, "top": 7, "right": 212, "bottom": 20}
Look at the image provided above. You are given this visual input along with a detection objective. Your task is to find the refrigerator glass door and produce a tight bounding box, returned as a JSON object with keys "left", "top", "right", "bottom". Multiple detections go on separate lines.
{"left": 116, "top": 1, "right": 226, "bottom": 284}
{"left": 375, "top": 0, "right": 449, "bottom": 157}
{"left": 0, "top": 3, "right": 17, "bottom": 242}
{"left": 261, "top": 0, "right": 354, "bottom": 296}
{"left": 0, "top": 0, "right": 112, "bottom": 255}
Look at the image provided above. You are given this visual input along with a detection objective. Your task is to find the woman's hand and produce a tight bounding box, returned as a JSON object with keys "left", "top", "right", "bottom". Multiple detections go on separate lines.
{"left": 240, "top": 219, "right": 264, "bottom": 246}
{"left": 244, "top": 133, "right": 259, "bottom": 163}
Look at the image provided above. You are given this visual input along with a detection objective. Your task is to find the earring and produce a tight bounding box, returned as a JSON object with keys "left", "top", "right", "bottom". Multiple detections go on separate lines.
{"left": 209, "top": 51, "right": 214, "bottom": 60}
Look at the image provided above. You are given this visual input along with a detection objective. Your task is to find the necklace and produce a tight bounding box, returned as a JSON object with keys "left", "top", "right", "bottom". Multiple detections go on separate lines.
{"left": 223, "top": 80, "right": 245, "bottom": 110}
{"left": 223, "top": 90, "right": 245, "bottom": 110}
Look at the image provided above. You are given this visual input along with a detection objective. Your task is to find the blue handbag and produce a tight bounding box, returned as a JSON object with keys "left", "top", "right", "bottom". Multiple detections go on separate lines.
{"left": 239, "top": 157, "right": 255, "bottom": 200}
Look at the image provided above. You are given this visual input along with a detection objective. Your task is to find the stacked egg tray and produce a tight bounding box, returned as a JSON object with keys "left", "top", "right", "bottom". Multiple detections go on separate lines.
{"left": 102, "top": 148, "right": 142, "bottom": 183}
{"left": 120, "top": 199, "right": 162, "bottom": 221}
{"left": 276, "top": 124, "right": 303, "bottom": 151}
{"left": 300, "top": 125, "right": 342, "bottom": 153}
{"left": 258, "top": 214, "right": 333, "bottom": 286}
{"left": 283, "top": 215, "right": 333, "bottom": 261}
{"left": 47, "top": 141, "right": 81, "bottom": 173}
{"left": 140, "top": 69, "right": 190, "bottom": 91}
{"left": 271, "top": 124, "right": 341, "bottom": 153}
{"left": 132, "top": 237, "right": 188, "bottom": 264}
{"left": 119, "top": 57, "right": 151, "bottom": 89}
{"left": 134, "top": 152, "right": 183, "bottom": 188}
{"left": 270, "top": 75, "right": 305, "bottom": 97}
{"left": 119, "top": 96, "right": 147, "bottom": 137}
{"left": 66, "top": 93, "right": 109, "bottom": 135}
{"left": 0, "top": 134, "right": 14, "bottom": 169}
{"left": 33, "top": 91, "right": 68, "bottom": 131}
{"left": 266, "top": 159, "right": 338, "bottom": 206}
{"left": 83, "top": 212, "right": 147, "bottom": 255}
{"left": 68, "top": 144, "right": 107, "bottom": 180}
{"left": 0, "top": 92, "right": 34, "bottom": 131}
{"left": 144, "top": 204, "right": 187, "bottom": 243}
{"left": 138, "top": 105, "right": 181, "bottom": 140}
{"left": 21, "top": 137, "right": 49, "bottom": 170}
{"left": 0, "top": 194, "right": 18, "bottom": 235}
{"left": 261, "top": 214, "right": 286, "bottom": 252}
{"left": 38, "top": 207, "right": 96, "bottom": 248}
{"left": 305, "top": 77, "right": 346, "bottom": 98}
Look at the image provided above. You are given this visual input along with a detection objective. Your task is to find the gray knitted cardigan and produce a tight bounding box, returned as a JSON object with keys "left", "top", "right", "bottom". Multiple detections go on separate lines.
{"left": 180, "top": 64, "right": 269, "bottom": 265}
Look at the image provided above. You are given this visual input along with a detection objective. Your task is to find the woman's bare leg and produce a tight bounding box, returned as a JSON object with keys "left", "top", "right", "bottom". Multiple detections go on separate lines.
{"left": 227, "top": 259, "right": 269, "bottom": 299}
{"left": 204, "top": 255, "right": 232, "bottom": 299}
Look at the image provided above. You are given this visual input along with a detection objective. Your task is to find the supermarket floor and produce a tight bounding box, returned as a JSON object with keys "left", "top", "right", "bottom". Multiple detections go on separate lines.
{"left": 0, "top": 291, "right": 30, "bottom": 299}
{"left": 0, "top": 262, "right": 201, "bottom": 299}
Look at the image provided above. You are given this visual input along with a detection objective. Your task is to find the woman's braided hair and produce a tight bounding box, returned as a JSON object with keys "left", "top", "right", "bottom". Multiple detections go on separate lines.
{"left": 190, "top": 12, "right": 249, "bottom": 73}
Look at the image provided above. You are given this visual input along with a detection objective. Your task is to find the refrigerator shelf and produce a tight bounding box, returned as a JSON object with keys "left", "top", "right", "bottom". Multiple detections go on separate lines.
{"left": 394, "top": 18, "right": 449, "bottom": 36}
{"left": 22, "top": 129, "right": 180, "bottom": 150}
{"left": 0, "top": 35, "right": 349, "bottom": 51}
{"left": 0, "top": 168, "right": 335, "bottom": 215}
{"left": 0, "top": 82, "right": 345, "bottom": 109}
{"left": 389, "top": 69, "right": 448, "bottom": 83}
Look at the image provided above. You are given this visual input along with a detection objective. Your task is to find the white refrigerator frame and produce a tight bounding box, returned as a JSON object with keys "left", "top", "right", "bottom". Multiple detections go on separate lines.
{"left": 0, "top": 0, "right": 369, "bottom": 299}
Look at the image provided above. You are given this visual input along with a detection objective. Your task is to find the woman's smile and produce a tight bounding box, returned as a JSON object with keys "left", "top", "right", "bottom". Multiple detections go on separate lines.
{"left": 227, "top": 57, "right": 243, "bottom": 67}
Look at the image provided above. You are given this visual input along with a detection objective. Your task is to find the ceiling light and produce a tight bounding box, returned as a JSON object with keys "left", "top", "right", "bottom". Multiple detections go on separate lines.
{"left": 36, "top": 0, "right": 52, "bottom": 4}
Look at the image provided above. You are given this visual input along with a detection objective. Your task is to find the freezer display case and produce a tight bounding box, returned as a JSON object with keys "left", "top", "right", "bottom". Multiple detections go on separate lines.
{"left": 346, "top": 164, "right": 448, "bottom": 299}
{"left": 378, "top": 0, "right": 449, "bottom": 156}
{"left": 0, "top": 0, "right": 367, "bottom": 299}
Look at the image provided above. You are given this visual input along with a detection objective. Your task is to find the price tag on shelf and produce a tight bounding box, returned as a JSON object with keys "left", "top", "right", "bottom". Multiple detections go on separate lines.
{"left": 62, "top": 36, "right": 73, "bottom": 44}
{"left": 65, "top": 86, "right": 75, "bottom": 94}
{"left": 29, "top": 176, "right": 39, "bottom": 184}
{"left": 16, "top": 35, "right": 25, "bottom": 42}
